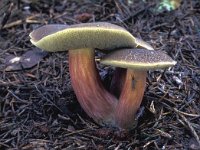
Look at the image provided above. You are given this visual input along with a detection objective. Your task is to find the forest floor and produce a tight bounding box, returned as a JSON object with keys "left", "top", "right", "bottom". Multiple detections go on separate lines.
{"left": 0, "top": 0, "right": 200, "bottom": 149}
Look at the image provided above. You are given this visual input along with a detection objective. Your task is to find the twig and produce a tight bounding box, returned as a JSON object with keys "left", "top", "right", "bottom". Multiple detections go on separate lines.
{"left": 174, "top": 109, "right": 200, "bottom": 146}
{"left": 174, "top": 108, "right": 200, "bottom": 117}
{"left": 0, "top": 142, "right": 9, "bottom": 148}
{"left": 161, "top": 102, "right": 200, "bottom": 146}
{"left": 63, "top": 128, "right": 90, "bottom": 137}
{"left": 2, "top": 15, "right": 46, "bottom": 29}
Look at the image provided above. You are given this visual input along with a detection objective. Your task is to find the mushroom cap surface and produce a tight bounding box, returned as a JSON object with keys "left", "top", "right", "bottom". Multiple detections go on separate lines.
{"left": 100, "top": 48, "right": 176, "bottom": 70}
{"left": 134, "top": 37, "right": 154, "bottom": 50}
{"left": 30, "top": 22, "right": 139, "bottom": 52}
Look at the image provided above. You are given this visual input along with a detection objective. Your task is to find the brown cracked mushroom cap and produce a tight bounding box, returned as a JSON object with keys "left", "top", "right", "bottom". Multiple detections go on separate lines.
{"left": 100, "top": 48, "right": 176, "bottom": 69}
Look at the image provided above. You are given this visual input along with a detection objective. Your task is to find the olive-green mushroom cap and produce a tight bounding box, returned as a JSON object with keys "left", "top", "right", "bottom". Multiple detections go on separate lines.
{"left": 100, "top": 49, "right": 176, "bottom": 70}
{"left": 30, "top": 22, "right": 151, "bottom": 52}
{"left": 134, "top": 37, "right": 154, "bottom": 50}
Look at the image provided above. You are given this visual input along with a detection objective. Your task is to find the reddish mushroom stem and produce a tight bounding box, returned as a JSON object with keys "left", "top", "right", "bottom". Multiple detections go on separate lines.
{"left": 68, "top": 48, "right": 118, "bottom": 125}
{"left": 110, "top": 67, "right": 126, "bottom": 98}
{"left": 115, "top": 69, "right": 147, "bottom": 129}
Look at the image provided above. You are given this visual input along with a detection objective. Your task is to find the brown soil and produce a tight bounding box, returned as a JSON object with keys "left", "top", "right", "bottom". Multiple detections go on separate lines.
{"left": 0, "top": 0, "right": 200, "bottom": 149}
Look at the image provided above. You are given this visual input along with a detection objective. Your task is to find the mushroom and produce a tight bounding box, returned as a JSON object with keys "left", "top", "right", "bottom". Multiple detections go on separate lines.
{"left": 110, "top": 37, "right": 154, "bottom": 97}
{"left": 100, "top": 48, "right": 176, "bottom": 129}
{"left": 134, "top": 37, "right": 154, "bottom": 50}
{"left": 29, "top": 22, "right": 145, "bottom": 126}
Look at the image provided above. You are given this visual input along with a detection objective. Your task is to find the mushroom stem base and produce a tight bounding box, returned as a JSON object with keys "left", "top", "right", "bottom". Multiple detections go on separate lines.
{"left": 115, "top": 69, "right": 147, "bottom": 129}
{"left": 68, "top": 48, "right": 117, "bottom": 125}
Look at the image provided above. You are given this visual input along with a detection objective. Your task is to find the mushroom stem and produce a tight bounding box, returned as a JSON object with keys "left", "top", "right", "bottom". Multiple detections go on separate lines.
{"left": 115, "top": 69, "right": 147, "bottom": 129}
{"left": 68, "top": 48, "right": 118, "bottom": 125}
{"left": 110, "top": 67, "right": 126, "bottom": 98}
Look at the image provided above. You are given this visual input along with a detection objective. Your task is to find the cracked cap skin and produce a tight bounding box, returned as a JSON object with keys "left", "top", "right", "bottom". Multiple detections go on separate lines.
{"left": 100, "top": 48, "right": 177, "bottom": 70}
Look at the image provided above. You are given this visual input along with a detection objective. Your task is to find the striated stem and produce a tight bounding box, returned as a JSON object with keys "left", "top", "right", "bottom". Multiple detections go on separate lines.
{"left": 68, "top": 48, "right": 118, "bottom": 125}
{"left": 115, "top": 69, "right": 147, "bottom": 129}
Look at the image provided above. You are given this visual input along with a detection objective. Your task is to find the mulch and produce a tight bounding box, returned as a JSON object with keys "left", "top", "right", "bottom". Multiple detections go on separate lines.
{"left": 0, "top": 0, "right": 200, "bottom": 149}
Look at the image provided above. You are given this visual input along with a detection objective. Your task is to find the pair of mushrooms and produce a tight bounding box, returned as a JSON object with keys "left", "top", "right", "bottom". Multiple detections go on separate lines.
{"left": 30, "top": 22, "right": 176, "bottom": 129}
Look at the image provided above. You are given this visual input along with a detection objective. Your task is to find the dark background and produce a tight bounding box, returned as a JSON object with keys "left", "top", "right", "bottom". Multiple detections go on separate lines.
{"left": 0, "top": 0, "right": 200, "bottom": 149}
